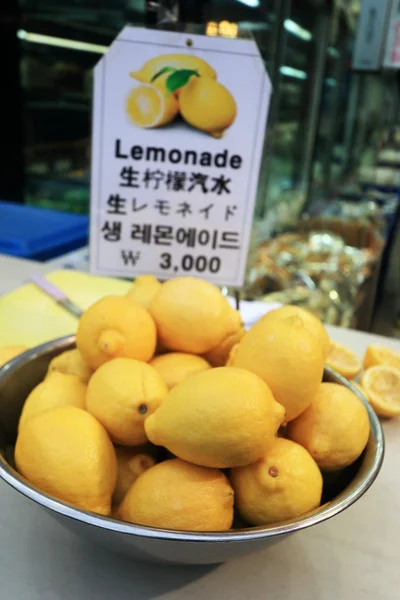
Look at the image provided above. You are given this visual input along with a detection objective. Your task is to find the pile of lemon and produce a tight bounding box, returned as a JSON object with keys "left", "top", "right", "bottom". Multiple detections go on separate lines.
{"left": 9, "top": 275, "right": 399, "bottom": 532}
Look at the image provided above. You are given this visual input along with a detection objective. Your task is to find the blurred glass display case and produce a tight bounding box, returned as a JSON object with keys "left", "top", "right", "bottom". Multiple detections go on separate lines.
{"left": 6, "top": 0, "right": 337, "bottom": 223}
{"left": 311, "top": 14, "right": 352, "bottom": 194}
{"left": 14, "top": 0, "right": 285, "bottom": 214}
{"left": 4, "top": 2, "right": 400, "bottom": 235}
{"left": 260, "top": 0, "right": 329, "bottom": 227}
{"left": 16, "top": 0, "right": 147, "bottom": 213}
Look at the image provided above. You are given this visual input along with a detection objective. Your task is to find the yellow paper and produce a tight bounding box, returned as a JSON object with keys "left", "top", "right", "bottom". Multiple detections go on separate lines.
{"left": 0, "top": 270, "right": 131, "bottom": 347}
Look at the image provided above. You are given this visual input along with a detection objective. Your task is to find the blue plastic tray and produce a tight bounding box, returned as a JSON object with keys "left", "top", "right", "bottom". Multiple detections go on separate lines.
{"left": 0, "top": 201, "right": 88, "bottom": 261}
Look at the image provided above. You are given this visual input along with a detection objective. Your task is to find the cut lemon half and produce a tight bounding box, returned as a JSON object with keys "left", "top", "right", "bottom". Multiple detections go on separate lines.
{"left": 363, "top": 344, "right": 400, "bottom": 371}
{"left": 126, "top": 81, "right": 178, "bottom": 129}
{"left": 362, "top": 365, "right": 400, "bottom": 418}
{"left": 325, "top": 340, "right": 362, "bottom": 379}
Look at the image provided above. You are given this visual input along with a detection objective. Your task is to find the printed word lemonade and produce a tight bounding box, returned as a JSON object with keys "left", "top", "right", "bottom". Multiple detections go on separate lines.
{"left": 14, "top": 276, "right": 376, "bottom": 532}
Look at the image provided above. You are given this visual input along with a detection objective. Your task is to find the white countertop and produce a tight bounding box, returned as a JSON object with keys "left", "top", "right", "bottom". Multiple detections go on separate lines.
{"left": 0, "top": 253, "right": 399, "bottom": 599}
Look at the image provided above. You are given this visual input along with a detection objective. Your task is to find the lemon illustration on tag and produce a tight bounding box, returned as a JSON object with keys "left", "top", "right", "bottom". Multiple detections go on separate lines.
{"left": 178, "top": 74, "right": 237, "bottom": 138}
{"left": 126, "top": 54, "right": 237, "bottom": 138}
{"left": 126, "top": 72, "right": 179, "bottom": 129}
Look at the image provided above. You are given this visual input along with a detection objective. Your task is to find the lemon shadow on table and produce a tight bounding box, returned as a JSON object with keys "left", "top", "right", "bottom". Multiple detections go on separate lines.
{"left": 6, "top": 482, "right": 216, "bottom": 600}
{"left": 212, "top": 528, "right": 341, "bottom": 600}
{"left": 72, "top": 537, "right": 218, "bottom": 599}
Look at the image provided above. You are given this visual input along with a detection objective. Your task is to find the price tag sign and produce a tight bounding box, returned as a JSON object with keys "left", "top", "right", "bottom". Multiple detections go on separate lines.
{"left": 90, "top": 26, "right": 271, "bottom": 286}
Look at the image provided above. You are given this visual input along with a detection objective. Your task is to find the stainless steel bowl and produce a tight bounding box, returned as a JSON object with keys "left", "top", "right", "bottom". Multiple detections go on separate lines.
{"left": 0, "top": 335, "right": 384, "bottom": 565}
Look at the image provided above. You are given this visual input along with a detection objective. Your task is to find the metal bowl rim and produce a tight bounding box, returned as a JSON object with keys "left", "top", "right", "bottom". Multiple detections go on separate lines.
{"left": 0, "top": 335, "right": 385, "bottom": 544}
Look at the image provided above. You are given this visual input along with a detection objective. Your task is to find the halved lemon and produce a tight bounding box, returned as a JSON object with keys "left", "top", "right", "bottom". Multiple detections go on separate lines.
{"left": 363, "top": 344, "right": 400, "bottom": 371}
{"left": 126, "top": 80, "right": 178, "bottom": 129}
{"left": 325, "top": 340, "right": 362, "bottom": 379}
{"left": 362, "top": 365, "right": 400, "bottom": 418}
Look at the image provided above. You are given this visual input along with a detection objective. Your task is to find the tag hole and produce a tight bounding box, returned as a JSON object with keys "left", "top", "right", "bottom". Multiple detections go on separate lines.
{"left": 186, "top": 38, "right": 193, "bottom": 47}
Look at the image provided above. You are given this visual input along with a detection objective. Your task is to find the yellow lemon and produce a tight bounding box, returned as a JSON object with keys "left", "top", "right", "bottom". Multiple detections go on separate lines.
{"left": 179, "top": 76, "right": 237, "bottom": 138}
{"left": 113, "top": 446, "right": 156, "bottom": 505}
{"left": 260, "top": 305, "right": 330, "bottom": 359}
{"left": 287, "top": 382, "right": 370, "bottom": 472}
{"left": 19, "top": 372, "right": 87, "bottom": 430}
{"left": 325, "top": 340, "right": 362, "bottom": 379}
{"left": 86, "top": 358, "right": 168, "bottom": 446}
{"left": 231, "top": 438, "right": 323, "bottom": 526}
{"left": 130, "top": 54, "right": 216, "bottom": 83}
{"left": 150, "top": 276, "right": 242, "bottom": 354}
{"left": 76, "top": 296, "right": 157, "bottom": 370}
{"left": 46, "top": 348, "right": 92, "bottom": 384}
{"left": 149, "top": 352, "right": 211, "bottom": 390}
{"left": 229, "top": 316, "right": 324, "bottom": 421}
{"left": 145, "top": 367, "right": 285, "bottom": 468}
{"left": 125, "top": 274, "right": 162, "bottom": 310}
{"left": 15, "top": 406, "right": 117, "bottom": 515}
{"left": 0, "top": 345, "right": 28, "bottom": 368}
{"left": 361, "top": 365, "right": 400, "bottom": 418}
{"left": 126, "top": 76, "right": 179, "bottom": 129}
{"left": 202, "top": 325, "right": 245, "bottom": 367}
{"left": 363, "top": 345, "right": 400, "bottom": 371}
{"left": 118, "top": 458, "right": 234, "bottom": 532}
